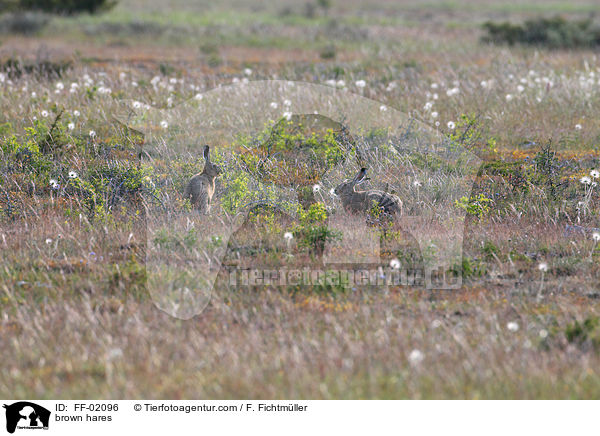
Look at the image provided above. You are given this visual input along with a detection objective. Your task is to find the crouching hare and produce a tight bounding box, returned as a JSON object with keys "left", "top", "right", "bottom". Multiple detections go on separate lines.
{"left": 184, "top": 145, "right": 222, "bottom": 214}
{"left": 334, "top": 168, "right": 402, "bottom": 216}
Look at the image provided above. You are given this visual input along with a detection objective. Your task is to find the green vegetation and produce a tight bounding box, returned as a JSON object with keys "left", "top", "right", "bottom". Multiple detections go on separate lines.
{"left": 483, "top": 16, "right": 600, "bottom": 48}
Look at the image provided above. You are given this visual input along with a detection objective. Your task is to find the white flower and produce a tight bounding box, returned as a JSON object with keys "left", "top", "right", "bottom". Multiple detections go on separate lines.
{"left": 507, "top": 322, "right": 519, "bottom": 332}
{"left": 132, "top": 101, "right": 142, "bottom": 109}
{"left": 270, "top": 102, "right": 278, "bottom": 109}
{"left": 45, "top": 238, "right": 53, "bottom": 245}
{"left": 49, "top": 179, "right": 58, "bottom": 188}
{"left": 539, "top": 329, "right": 548, "bottom": 339}
{"left": 538, "top": 262, "right": 548, "bottom": 272}
{"left": 73, "top": 110, "right": 80, "bottom": 117}
{"left": 505, "top": 94, "right": 513, "bottom": 102}
{"left": 379, "top": 105, "right": 387, "bottom": 112}
{"left": 56, "top": 82, "right": 64, "bottom": 90}
{"left": 283, "top": 99, "right": 292, "bottom": 107}
{"left": 447, "top": 121, "right": 456, "bottom": 130}
{"left": 430, "top": 111, "right": 438, "bottom": 119}
{"left": 68, "top": 171, "right": 78, "bottom": 179}
{"left": 408, "top": 349, "right": 424, "bottom": 366}
{"left": 169, "top": 77, "right": 178, "bottom": 84}
{"left": 312, "top": 184, "right": 321, "bottom": 193}
{"left": 591, "top": 170, "right": 599, "bottom": 179}
{"left": 284, "top": 232, "right": 293, "bottom": 241}
{"left": 244, "top": 68, "right": 252, "bottom": 76}
{"left": 430, "top": 83, "right": 438, "bottom": 89}
{"left": 575, "top": 124, "right": 582, "bottom": 130}
{"left": 435, "top": 121, "right": 440, "bottom": 127}
{"left": 390, "top": 258, "right": 401, "bottom": 270}
{"left": 593, "top": 232, "right": 600, "bottom": 242}
{"left": 413, "top": 180, "right": 422, "bottom": 187}
{"left": 355, "top": 80, "right": 366, "bottom": 88}
{"left": 194, "top": 93, "right": 203, "bottom": 101}
{"left": 31, "top": 91, "right": 37, "bottom": 98}
{"left": 423, "top": 101, "right": 433, "bottom": 111}
{"left": 336, "top": 79, "right": 346, "bottom": 88}
{"left": 67, "top": 122, "right": 75, "bottom": 131}
{"left": 446, "top": 87, "right": 459, "bottom": 96}
{"left": 283, "top": 111, "right": 292, "bottom": 121}
{"left": 480, "top": 80, "right": 487, "bottom": 88}
{"left": 41, "top": 110, "right": 49, "bottom": 118}
{"left": 517, "top": 85, "right": 525, "bottom": 93}
{"left": 580, "top": 176, "right": 591, "bottom": 185}
{"left": 431, "top": 319, "right": 442, "bottom": 329}
{"left": 89, "top": 130, "right": 96, "bottom": 138}
{"left": 160, "top": 120, "right": 169, "bottom": 129}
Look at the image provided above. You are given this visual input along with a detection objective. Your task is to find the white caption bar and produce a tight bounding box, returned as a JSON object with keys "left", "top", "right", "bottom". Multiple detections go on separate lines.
{"left": 0, "top": 400, "right": 596, "bottom": 435}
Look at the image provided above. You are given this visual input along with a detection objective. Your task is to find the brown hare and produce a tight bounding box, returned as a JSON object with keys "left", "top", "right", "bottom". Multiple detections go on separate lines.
{"left": 334, "top": 168, "right": 402, "bottom": 216}
{"left": 184, "top": 145, "right": 222, "bottom": 214}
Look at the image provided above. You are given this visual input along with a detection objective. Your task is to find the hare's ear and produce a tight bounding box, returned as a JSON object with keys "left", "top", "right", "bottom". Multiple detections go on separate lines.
{"left": 203, "top": 145, "right": 210, "bottom": 161}
{"left": 353, "top": 168, "right": 367, "bottom": 184}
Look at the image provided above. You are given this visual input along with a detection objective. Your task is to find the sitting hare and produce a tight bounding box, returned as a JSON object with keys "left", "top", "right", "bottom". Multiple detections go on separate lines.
{"left": 184, "top": 145, "right": 222, "bottom": 214}
{"left": 334, "top": 168, "right": 402, "bottom": 216}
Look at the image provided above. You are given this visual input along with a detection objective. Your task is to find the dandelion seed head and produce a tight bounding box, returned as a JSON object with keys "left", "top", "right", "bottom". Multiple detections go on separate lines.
{"left": 408, "top": 349, "right": 424, "bottom": 366}
{"left": 284, "top": 232, "right": 293, "bottom": 241}
{"left": 447, "top": 121, "right": 456, "bottom": 130}
{"left": 593, "top": 232, "right": 600, "bottom": 242}
{"left": 538, "top": 262, "right": 548, "bottom": 272}
{"left": 390, "top": 258, "right": 401, "bottom": 270}
{"left": 355, "top": 80, "right": 366, "bottom": 88}
{"left": 507, "top": 322, "right": 519, "bottom": 332}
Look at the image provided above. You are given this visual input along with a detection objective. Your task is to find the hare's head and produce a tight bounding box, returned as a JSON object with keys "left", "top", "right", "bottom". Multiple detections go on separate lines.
{"left": 334, "top": 167, "right": 368, "bottom": 197}
{"left": 202, "top": 145, "right": 222, "bottom": 178}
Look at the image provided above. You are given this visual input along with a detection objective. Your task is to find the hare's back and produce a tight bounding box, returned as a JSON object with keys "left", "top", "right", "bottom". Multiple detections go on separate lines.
{"left": 368, "top": 191, "right": 402, "bottom": 214}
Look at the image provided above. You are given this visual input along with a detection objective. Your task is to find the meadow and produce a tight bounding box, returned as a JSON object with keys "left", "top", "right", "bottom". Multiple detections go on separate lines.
{"left": 1, "top": 0, "right": 600, "bottom": 399}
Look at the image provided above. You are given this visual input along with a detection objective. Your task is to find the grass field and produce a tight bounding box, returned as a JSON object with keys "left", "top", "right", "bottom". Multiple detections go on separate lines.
{"left": 1, "top": 0, "right": 600, "bottom": 399}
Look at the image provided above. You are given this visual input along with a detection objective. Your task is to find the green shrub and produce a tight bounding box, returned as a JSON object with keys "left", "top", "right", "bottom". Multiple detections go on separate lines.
{"left": 565, "top": 317, "right": 600, "bottom": 351}
{"left": 455, "top": 193, "right": 492, "bottom": 219}
{"left": 482, "top": 16, "right": 600, "bottom": 49}
{"left": 17, "top": 0, "right": 117, "bottom": 15}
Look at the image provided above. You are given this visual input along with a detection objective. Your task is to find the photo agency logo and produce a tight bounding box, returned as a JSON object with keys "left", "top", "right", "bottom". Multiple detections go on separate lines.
{"left": 118, "top": 80, "right": 482, "bottom": 319}
{"left": 3, "top": 402, "right": 50, "bottom": 434}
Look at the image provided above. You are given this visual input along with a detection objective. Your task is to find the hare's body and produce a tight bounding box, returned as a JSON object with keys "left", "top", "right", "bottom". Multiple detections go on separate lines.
{"left": 184, "top": 145, "right": 221, "bottom": 214}
{"left": 334, "top": 168, "right": 402, "bottom": 216}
